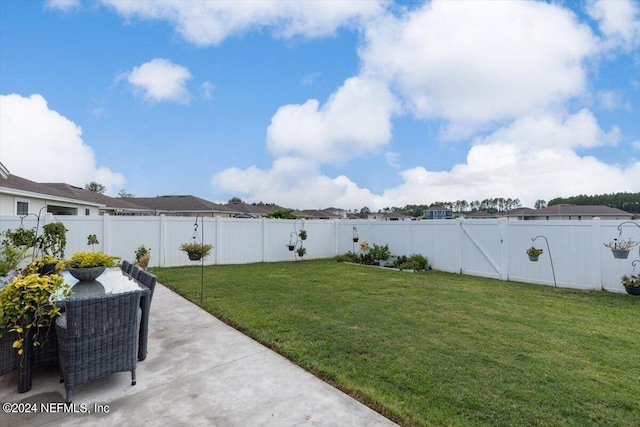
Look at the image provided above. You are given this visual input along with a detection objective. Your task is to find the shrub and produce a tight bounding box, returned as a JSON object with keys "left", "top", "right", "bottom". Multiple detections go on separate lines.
{"left": 335, "top": 252, "right": 360, "bottom": 263}
{"left": 396, "top": 254, "right": 429, "bottom": 271}
{"left": 369, "top": 244, "right": 391, "bottom": 261}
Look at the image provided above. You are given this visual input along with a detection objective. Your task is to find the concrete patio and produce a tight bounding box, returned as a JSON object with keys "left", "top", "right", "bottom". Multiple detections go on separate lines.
{"left": 0, "top": 283, "right": 397, "bottom": 427}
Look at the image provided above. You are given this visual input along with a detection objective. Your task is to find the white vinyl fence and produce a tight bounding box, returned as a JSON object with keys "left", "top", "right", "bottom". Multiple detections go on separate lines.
{"left": 1, "top": 215, "right": 638, "bottom": 294}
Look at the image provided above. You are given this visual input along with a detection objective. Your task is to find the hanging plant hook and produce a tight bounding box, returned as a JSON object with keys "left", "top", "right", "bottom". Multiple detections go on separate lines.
{"left": 530, "top": 235, "right": 557, "bottom": 288}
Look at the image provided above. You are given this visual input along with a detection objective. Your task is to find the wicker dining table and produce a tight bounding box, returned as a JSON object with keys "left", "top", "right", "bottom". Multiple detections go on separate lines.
{"left": 17, "top": 268, "right": 151, "bottom": 393}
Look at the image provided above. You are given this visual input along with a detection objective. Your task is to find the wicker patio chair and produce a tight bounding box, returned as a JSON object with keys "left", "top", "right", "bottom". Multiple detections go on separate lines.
{"left": 130, "top": 265, "right": 141, "bottom": 281}
{"left": 56, "top": 291, "right": 142, "bottom": 402}
{"left": 134, "top": 270, "right": 157, "bottom": 361}
{"left": 136, "top": 270, "right": 157, "bottom": 301}
{"left": 121, "top": 260, "right": 134, "bottom": 277}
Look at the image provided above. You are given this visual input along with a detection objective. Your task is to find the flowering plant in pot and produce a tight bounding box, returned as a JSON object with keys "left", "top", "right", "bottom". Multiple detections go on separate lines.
{"left": 135, "top": 245, "right": 151, "bottom": 269}
{"left": 64, "top": 251, "right": 121, "bottom": 282}
{"left": 180, "top": 242, "right": 213, "bottom": 261}
{"left": 22, "top": 254, "right": 64, "bottom": 276}
{"left": 0, "top": 274, "right": 71, "bottom": 359}
{"left": 526, "top": 246, "right": 543, "bottom": 261}
{"left": 620, "top": 274, "right": 640, "bottom": 295}
{"left": 604, "top": 238, "right": 638, "bottom": 259}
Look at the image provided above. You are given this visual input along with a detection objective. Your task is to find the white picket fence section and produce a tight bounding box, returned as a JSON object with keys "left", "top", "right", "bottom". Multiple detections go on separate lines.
{"left": 1, "top": 215, "right": 638, "bottom": 294}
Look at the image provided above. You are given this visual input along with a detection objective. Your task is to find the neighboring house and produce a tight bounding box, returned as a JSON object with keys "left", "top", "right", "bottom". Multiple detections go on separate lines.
{"left": 0, "top": 162, "right": 104, "bottom": 216}
{"left": 128, "top": 196, "right": 236, "bottom": 217}
{"left": 465, "top": 210, "right": 497, "bottom": 219}
{"left": 223, "top": 201, "right": 283, "bottom": 218}
{"left": 423, "top": 207, "right": 454, "bottom": 220}
{"left": 324, "top": 207, "right": 348, "bottom": 219}
{"left": 524, "top": 204, "right": 633, "bottom": 221}
{"left": 498, "top": 207, "right": 536, "bottom": 220}
{"left": 42, "top": 183, "right": 151, "bottom": 216}
{"left": 368, "top": 212, "right": 412, "bottom": 221}
{"left": 298, "top": 209, "right": 341, "bottom": 220}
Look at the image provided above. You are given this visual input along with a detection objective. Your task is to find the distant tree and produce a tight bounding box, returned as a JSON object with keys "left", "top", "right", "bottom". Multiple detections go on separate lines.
{"left": 118, "top": 189, "right": 134, "bottom": 198}
{"left": 228, "top": 197, "right": 243, "bottom": 203}
{"left": 534, "top": 199, "right": 547, "bottom": 209}
{"left": 266, "top": 209, "right": 298, "bottom": 219}
{"left": 85, "top": 182, "right": 106, "bottom": 194}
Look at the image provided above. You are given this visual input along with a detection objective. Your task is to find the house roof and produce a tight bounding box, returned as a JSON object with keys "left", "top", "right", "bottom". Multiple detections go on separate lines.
{"left": 223, "top": 201, "right": 281, "bottom": 217}
{"left": 42, "top": 183, "right": 150, "bottom": 212}
{"left": 500, "top": 207, "right": 536, "bottom": 216}
{"left": 0, "top": 173, "right": 104, "bottom": 207}
{"left": 530, "top": 204, "right": 631, "bottom": 217}
{"left": 298, "top": 209, "right": 341, "bottom": 219}
{"left": 129, "top": 195, "right": 235, "bottom": 214}
{"left": 466, "top": 210, "right": 496, "bottom": 218}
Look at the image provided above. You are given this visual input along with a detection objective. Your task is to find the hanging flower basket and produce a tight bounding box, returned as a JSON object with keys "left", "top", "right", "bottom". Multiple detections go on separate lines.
{"left": 611, "top": 249, "right": 630, "bottom": 259}
{"left": 526, "top": 246, "right": 543, "bottom": 262}
{"left": 621, "top": 274, "right": 640, "bottom": 295}
{"left": 188, "top": 252, "right": 202, "bottom": 261}
{"left": 299, "top": 230, "right": 307, "bottom": 240}
{"left": 352, "top": 236, "right": 359, "bottom": 242}
{"left": 604, "top": 239, "right": 638, "bottom": 259}
{"left": 287, "top": 244, "right": 295, "bottom": 251}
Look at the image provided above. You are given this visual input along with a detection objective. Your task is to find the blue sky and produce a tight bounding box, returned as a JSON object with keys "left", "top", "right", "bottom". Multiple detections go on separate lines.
{"left": 1, "top": 0, "right": 639, "bottom": 211}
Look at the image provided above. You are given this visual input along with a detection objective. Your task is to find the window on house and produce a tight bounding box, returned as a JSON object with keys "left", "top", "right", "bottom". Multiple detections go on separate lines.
{"left": 85, "top": 208, "right": 90, "bottom": 216}
{"left": 16, "top": 201, "right": 28, "bottom": 215}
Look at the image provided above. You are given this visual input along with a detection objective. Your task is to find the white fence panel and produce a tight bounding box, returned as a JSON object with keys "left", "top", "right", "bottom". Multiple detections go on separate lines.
{"left": 2, "top": 215, "right": 640, "bottom": 294}
{"left": 459, "top": 220, "right": 502, "bottom": 279}
{"left": 411, "top": 220, "right": 461, "bottom": 274}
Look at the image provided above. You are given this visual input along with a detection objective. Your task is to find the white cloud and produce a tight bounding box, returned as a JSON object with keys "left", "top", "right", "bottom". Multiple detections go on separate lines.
{"left": 213, "top": 111, "right": 637, "bottom": 210}
{"left": 360, "top": 0, "right": 597, "bottom": 138}
{"left": 45, "top": 0, "right": 80, "bottom": 11}
{"left": 587, "top": 0, "right": 640, "bottom": 50}
{"left": 122, "top": 58, "right": 192, "bottom": 104}
{"left": 208, "top": 1, "right": 638, "bottom": 210}
{"left": 267, "top": 77, "right": 399, "bottom": 163}
{"left": 0, "top": 94, "right": 125, "bottom": 194}
{"left": 100, "top": 0, "right": 387, "bottom": 46}
{"left": 385, "top": 151, "right": 400, "bottom": 168}
{"left": 302, "top": 72, "right": 321, "bottom": 86}
{"left": 211, "top": 156, "right": 381, "bottom": 209}
{"left": 200, "top": 81, "right": 215, "bottom": 100}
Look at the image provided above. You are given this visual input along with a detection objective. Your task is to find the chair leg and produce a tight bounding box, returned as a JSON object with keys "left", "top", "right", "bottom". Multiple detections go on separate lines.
{"left": 131, "top": 369, "right": 136, "bottom": 386}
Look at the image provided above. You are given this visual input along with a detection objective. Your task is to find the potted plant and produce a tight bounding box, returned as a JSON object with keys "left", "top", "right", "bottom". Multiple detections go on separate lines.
{"left": 0, "top": 244, "right": 27, "bottom": 286}
{"left": 87, "top": 234, "right": 99, "bottom": 251}
{"left": 526, "top": 246, "right": 544, "bottom": 262}
{"left": 620, "top": 274, "right": 640, "bottom": 295}
{"left": 298, "top": 229, "right": 307, "bottom": 240}
{"left": 296, "top": 246, "right": 306, "bottom": 257}
{"left": 180, "top": 242, "right": 213, "bottom": 261}
{"left": 3, "top": 228, "right": 37, "bottom": 249}
{"left": 38, "top": 222, "right": 68, "bottom": 260}
{"left": 604, "top": 238, "right": 638, "bottom": 259}
{"left": 22, "top": 254, "right": 65, "bottom": 276}
{"left": 0, "top": 274, "right": 71, "bottom": 364}
{"left": 352, "top": 235, "right": 359, "bottom": 242}
{"left": 64, "top": 251, "right": 121, "bottom": 282}
{"left": 135, "top": 245, "right": 151, "bottom": 269}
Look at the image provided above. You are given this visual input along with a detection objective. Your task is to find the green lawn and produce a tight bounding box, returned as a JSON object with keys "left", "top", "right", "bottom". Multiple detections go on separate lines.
{"left": 152, "top": 259, "right": 640, "bottom": 427}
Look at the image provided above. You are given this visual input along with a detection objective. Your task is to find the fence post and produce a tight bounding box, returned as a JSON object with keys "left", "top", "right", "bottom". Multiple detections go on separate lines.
{"left": 499, "top": 218, "right": 509, "bottom": 281}
{"left": 458, "top": 218, "right": 464, "bottom": 274}
{"left": 159, "top": 214, "right": 166, "bottom": 268}
{"left": 592, "top": 218, "right": 602, "bottom": 290}
{"left": 102, "top": 214, "right": 110, "bottom": 255}
{"left": 335, "top": 219, "right": 340, "bottom": 256}
{"left": 262, "top": 217, "right": 267, "bottom": 263}
{"left": 215, "top": 217, "right": 221, "bottom": 265}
